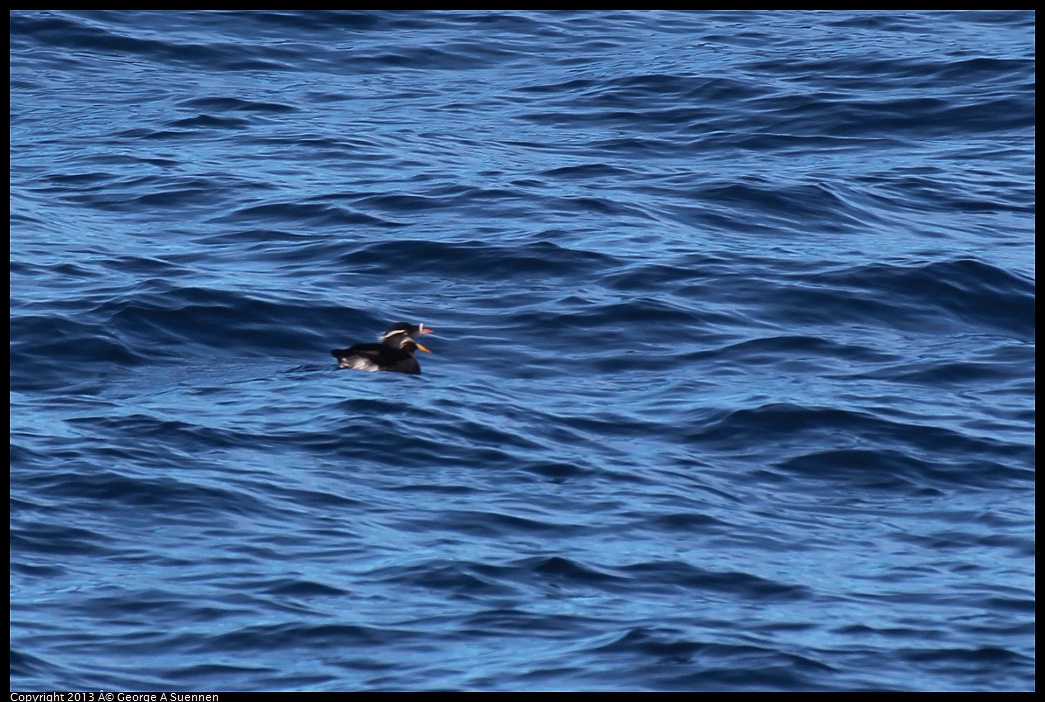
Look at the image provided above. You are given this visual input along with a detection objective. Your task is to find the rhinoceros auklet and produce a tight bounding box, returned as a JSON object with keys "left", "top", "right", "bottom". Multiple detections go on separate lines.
{"left": 331, "top": 322, "right": 434, "bottom": 374}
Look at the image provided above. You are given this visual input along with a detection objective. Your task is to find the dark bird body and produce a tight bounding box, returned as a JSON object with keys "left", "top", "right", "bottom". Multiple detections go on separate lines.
{"left": 331, "top": 322, "right": 434, "bottom": 374}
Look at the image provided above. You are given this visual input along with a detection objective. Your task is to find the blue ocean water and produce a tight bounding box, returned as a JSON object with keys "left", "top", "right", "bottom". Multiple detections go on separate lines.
{"left": 9, "top": 10, "right": 1034, "bottom": 692}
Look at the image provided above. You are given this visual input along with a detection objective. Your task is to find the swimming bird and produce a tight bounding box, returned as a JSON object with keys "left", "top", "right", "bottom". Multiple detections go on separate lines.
{"left": 331, "top": 322, "right": 434, "bottom": 374}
